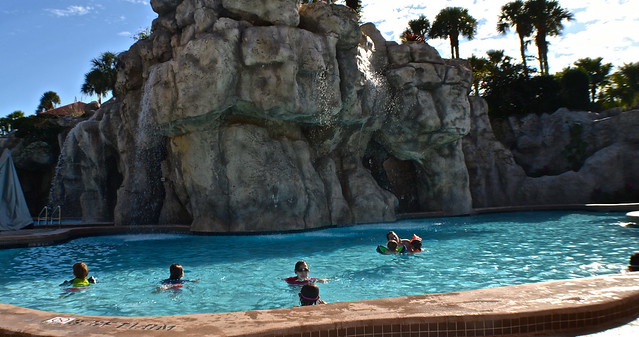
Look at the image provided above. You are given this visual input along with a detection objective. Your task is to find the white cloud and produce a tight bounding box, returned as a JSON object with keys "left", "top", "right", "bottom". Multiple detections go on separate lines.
{"left": 122, "top": 0, "right": 149, "bottom": 4}
{"left": 361, "top": 0, "right": 639, "bottom": 71}
{"left": 46, "top": 5, "right": 93, "bottom": 17}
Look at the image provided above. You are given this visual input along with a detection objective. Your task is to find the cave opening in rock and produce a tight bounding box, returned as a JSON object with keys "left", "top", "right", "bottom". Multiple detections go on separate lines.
{"left": 362, "top": 139, "right": 420, "bottom": 213}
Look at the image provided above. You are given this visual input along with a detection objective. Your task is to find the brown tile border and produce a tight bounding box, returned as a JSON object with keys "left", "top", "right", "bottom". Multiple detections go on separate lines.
{"left": 1, "top": 273, "right": 639, "bottom": 337}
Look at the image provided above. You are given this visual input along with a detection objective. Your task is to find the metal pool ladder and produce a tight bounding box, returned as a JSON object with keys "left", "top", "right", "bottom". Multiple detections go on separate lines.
{"left": 36, "top": 205, "right": 62, "bottom": 225}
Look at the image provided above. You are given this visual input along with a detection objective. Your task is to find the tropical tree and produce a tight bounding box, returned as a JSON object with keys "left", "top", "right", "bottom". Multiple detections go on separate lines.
{"left": 573, "top": 57, "right": 613, "bottom": 103}
{"left": 81, "top": 51, "right": 118, "bottom": 104}
{"left": 0, "top": 111, "right": 25, "bottom": 135}
{"left": 469, "top": 55, "right": 491, "bottom": 96}
{"left": 604, "top": 62, "right": 639, "bottom": 109}
{"left": 558, "top": 68, "right": 590, "bottom": 110}
{"left": 400, "top": 15, "right": 430, "bottom": 43}
{"left": 497, "top": 1, "right": 534, "bottom": 73}
{"left": 524, "top": 0, "right": 573, "bottom": 75}
{"left": 344, "top": 0, "right": 362, "bottom": 21}
{"left": 36, "top": 91, "right": 61, "bottom": 113}
{"left": 429, "top": 7, "right": 477, "bottom": 59}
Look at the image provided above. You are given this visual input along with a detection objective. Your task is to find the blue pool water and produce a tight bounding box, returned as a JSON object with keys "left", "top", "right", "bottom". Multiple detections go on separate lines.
{"left": 0, "top": 211, "right": 635, "bottom": 317}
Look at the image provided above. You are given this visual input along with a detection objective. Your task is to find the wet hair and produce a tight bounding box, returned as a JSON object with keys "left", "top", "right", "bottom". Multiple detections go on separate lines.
{"left": 411, "top": 240, "right": 422, "bottom": 250}
{"left": 294, "top": 260, "right": 308, "bottom": 272}
{"left": 387, "top": 240, "right": 398, "bottom": 251}
{"left": 299, "top": 283, "right": 320, "bottom": 306}
{"left": 386, "top": 231, "right": 396, "bottom": 241}
{"left": 629, "top": 253, "right": 639, "bottom": 271}
{"left": 73, "top": 262, "right": 89, "bottom": 279}
{"left": 169, "top": 264, "right": 184, "bottom": 279}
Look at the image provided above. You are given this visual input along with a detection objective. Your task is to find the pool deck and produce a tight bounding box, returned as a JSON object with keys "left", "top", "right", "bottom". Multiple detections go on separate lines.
{"left": 2, "top": 204, "right": 639, "bottom": 336}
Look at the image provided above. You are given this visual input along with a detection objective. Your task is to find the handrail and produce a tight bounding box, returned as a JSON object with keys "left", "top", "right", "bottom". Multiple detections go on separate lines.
{"left": 50, "top": 206, "right": 61, "bottom": 225}
{"left": 36, "top": 206, "right": 49, "bottom": 225}
{"left": 34, "top": 205, "right": 62, "bottom": 225}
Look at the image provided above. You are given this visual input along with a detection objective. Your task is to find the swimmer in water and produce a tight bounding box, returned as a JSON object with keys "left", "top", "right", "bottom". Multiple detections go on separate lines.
{"left": 298, "top": 283, "right": 326, "bottom": 306}
{"left": 157, "top": 264, "right": 198, "bottom": 290}
{"left": 60, "top": 262, "right": 97, "bottom": 287}
{"left": 283, "top": 261, "right": 330, "bottom": 285}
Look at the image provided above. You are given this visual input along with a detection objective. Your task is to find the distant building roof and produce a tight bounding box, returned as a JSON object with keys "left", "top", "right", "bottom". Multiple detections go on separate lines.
{"left": 39, "top": 102, "right": 87, "bottom": 117}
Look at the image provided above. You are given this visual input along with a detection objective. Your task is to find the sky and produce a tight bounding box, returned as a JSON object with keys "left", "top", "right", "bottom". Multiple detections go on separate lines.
{"left": 1, "top": 0, "right": 638, "bottom": 118}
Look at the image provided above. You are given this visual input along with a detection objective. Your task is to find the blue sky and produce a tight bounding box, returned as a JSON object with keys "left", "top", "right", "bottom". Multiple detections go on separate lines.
{"left": 1, "top": 0, "right": 638, "bottom": 118}
{"left": 0, "top": 0, "right": 156, "bottom": 117}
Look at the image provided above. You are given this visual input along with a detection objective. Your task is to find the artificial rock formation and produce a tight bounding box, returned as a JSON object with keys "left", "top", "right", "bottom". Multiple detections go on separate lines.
{"left": 49, "top": 0, "right": 639, "bottom": 231}
{"left": 52, "top": 0, "right": 474, "bottom": 231}
{"left": 463, "top": 97, "right": 639, "bottom": 207}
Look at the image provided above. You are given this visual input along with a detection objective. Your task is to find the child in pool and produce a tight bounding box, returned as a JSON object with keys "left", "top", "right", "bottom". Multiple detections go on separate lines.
{"left": 160, "top": 264, "right": 198, "bottom": 287}
{"left": 283, "top": 261, "right": 330, "bottom": 285}
{"left": 298, "top": 283, "right": 326, "bottom": 306}
{"left": 386, "top": 231, "right": 409, "bottom": 246}
{"left": 407, "top": 235, "right": 423, "bottom": 253}
{"left": 60, "top": 262, "right": 97, "bottom": 287}
{"left": 376, "top": 239, "right": 407, "bottom": 254}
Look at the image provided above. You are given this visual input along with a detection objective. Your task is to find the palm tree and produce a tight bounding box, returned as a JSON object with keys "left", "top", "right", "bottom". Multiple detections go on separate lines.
{"left": 468, "top": 55, "right": 491, "bottom": 96}
{"left": 524, "top": 0, "right": 573, "bottom": 75}
{"left": 605, "top": 62, "right": 639, "bottom": 109}
{"left": 400, "top": 15, "right": 430, "bottom": 43}
{"left": 573, "top": 57, "right": 613, "bottom": 103}
{"left": 36, "top": 91, "right": 61, "bottom": 113}
{"left": 0, "top": 111, "right": 25, "bottom": 135}
{"left": 345, "top": 0, "right": 362, "bottom": 21}
{"left": 429, "top": 7, "right": 477, "bottom": 59}
{"left": 81, "top": 51, "right": 118, "bottom": 104}
{"left": 497, "top": 1, "right": 533, "bottom": 74}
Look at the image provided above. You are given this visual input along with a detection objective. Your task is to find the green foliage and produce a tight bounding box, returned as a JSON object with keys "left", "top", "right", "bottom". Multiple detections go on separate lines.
{"left": 558, "top": 68, "right": 590, "bottom": 110}
{"left": 81, "top": 52, "right": 118, "bottom": 104}
{"left": 400, "top": 15, "right": 430, "bottom": 43}
{"left": 344, "top": 0, "right": 362, "bottom": 21}
{"left": 132, "top": 27, "right": 152, "bottom": 41}
{"left": 561, "top": 123, "right": 588, "bottom": 171}
{"left": 469, "top": 55, "right": 491, "bottom": 96}
{"left": 573, "top": 57, "right": 612, "bottom": 103}
{"left": 11, "top": 115, "right": 63, "bottom": 152}
{"left": 35, "top": 91, "right": 61, "bottom": 113}
{"left": 603, "top": 62, "right": 639, "bottom": 109}
{"left": 0, "top": 111, "right": 25, "bottom": 135}
{"left": 429, "top": 7, "right": 477, "bottom": 59}
{"left": 471, "top": 50, "right": 563, "bottom": 117}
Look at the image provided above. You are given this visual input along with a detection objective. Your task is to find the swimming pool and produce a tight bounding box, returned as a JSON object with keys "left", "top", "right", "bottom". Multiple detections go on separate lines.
{"left": 0, "top": 211, "right": 634, "bottom": 317}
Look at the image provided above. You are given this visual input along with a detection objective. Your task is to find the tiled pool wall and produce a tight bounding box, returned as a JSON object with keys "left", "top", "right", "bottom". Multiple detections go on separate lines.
{"left": 274, "top": 300, "right": 639, "bottom": 337}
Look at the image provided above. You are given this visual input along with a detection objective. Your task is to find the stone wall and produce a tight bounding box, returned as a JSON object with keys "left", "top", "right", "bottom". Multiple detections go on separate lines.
{"left": 463, "top": 96, "right": 639, "bottom": 207}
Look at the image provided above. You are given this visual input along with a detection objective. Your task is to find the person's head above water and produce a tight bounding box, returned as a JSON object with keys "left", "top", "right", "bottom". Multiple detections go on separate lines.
{"left": 299, "top": 283, "right": 321, "bottom": 306}
{"left": 387, "top": 240, "right": 398, "bottom": 251}
{"left": 386, "top": 231, "right": 400, "bottom": 242}
{"left": 629, "top": 252, "right": 639, "bottom": 272}
{"left": 294, "top": 261, "right": 308, "bottom": 272}
{"left": 294, "top": 261, "right": 310, "bottom": 278}
{"left": 169, "top": 264, "right": 184, "bottom": 279}
{"left": 73, "top": 262, "right": 89, "bottom": 279}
